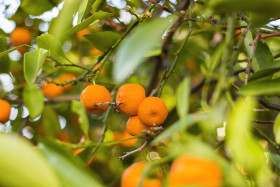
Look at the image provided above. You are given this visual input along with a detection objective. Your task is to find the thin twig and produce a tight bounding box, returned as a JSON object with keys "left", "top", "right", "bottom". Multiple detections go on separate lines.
{"left": 158, "top": 20, "right": 192, "bottom": 97}
{"left": 119, "top": 140, "right": 149, "bottom": 160}
{"left": 258, "top": 97, "right": 280, "bottom": 111}
{"left": 149, "top": 68, "right": 169, "bottom": 97}
{"left": 254, "top": 120, "right": 274, "bottom": 124}
{"left": 244, "top": 33, "right": 260, "bottom": 84}
{"left": 46, "top": 95, "right": 80, "bottom": 102}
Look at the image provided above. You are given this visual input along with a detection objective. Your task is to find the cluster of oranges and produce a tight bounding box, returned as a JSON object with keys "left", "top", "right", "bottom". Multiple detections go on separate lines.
{"left": 80, "top": 83, "right": 168, "bottom": 138}
{"left": 0, "top": 99, "right": 11, "bottom": 124}
{"left": 121, "top": 154, "right": 223, "bottom": 187}
{"left": 41, "top": 74, "right": 77, "bottom": 98}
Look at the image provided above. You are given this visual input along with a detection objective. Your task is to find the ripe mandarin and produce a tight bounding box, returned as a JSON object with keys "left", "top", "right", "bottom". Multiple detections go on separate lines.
{"left": 121, "top": 162, "right": 162, "bottom": 187}
{"left": 114, "top": 131, "right": 137, "bottom": 147}
{"left": 80, "top": 85, "right": 111, "bottom": 114}
{"left": 138, "top": 97, "right": 168, "bottom": 126}
{"left": 10, "top": 27, "right": 32, "bottom": 47}
{"left": 168, "top": 154, "right": 222, "bottom": 187}
{"left": 0, "top": 99, "right": 11, "bottom": 124}
{"left": 76, "top": 28, "right": 91, "bottom": 40}
{"left": 116, "top": 84, "right": 146, "bottom": 116}
{"left": 41, "top": 79, "right": 64, "bottom": 98}
{"left": 126, "top": 116, "right": 151, "bottom": 137}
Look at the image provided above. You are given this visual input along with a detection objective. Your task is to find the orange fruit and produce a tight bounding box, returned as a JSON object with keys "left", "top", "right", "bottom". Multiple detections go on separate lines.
{"left": 126, "top": 116, "right": 151, "bottom": 138}
{"left": 121, "top": 162, "right": 162, "bottom": 187}
{"left": 0, "top": 99, "right": 11, "bottom": 124}
{"left": 235, "top": 29, "right": 242, "bottom": 41}
{"left": 168, "top": 154, "right": 223, "bottom": 187}
{"left": 116, "top": 84, "right": 146, "bottom": 116}
{"left": 138, "top": 97, "right": 168, "bottom": 126}
{"left": 41, "top": 79, "right": 64, "bottom": 98}
{"left": 76, "top": 28, "right": 91, "bottom": 40}
{"left": 10, "top": 27, "right": 32, "bottom": 47}
{"left": 113, "top": 131, "right": 137, "bottom": 147}
{"left": 80, "top": 84, "right": 111, "bottom": 114}
{"left": 10, "top": 27, "right": 32, "bottom": 55}
{"left": 59, "top": 73, "right": 77, "bottom": 91}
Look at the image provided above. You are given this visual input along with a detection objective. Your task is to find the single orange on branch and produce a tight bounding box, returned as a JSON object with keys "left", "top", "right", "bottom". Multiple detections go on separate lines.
{"left": 10, "top": 27, "right": 32, "bottom": 55}
{"left": 138, "top": 97, "right": 168, "bottom": 126}
{"left": 168, "top": 154, "right": 223, "bottom": 187}
{"left": 0, "top": 99, "right": 11, "bottom": 124}
{"left": 121, "top": 161, "right": 162, "bottom": 187}
{"left": 80, "top": 84, "right": 111, "bottom": 114}
{"left": 116, "top": 84, "right": 146, "bottom": 116}
{"left": 40, "top": 79, "right": 64, "bottom": 98}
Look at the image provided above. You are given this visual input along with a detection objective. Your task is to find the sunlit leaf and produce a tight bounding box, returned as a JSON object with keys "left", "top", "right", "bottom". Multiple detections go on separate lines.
{"left": 176, "top": 77, "right": 191, "bottom": 118}
{"left": 41, "top": 105, "right": 61, "bottom": 138}
{"left": 113, "top": 15, "right": 178, "bottom": 83}
{"left": 71, "top": 100, "right": 89, "bottom": 139}
{"left": 39, "top": 139, "right": 104, "bottom": 187}
{"left": 21, "top": 0, "right": 60, "bottom": 16}
{"left": 23, "top": 84, "right": 44, "bottom": 119}
{"left": 0, "top": 133, "right": 60, "bottom": 187}
{"left": 24, "top": 48, "right": 48, "bottom": 84}
{"left": 239, "top": 78, "right": 280, "bottom": 96}
{"left": 274, "top": 113, "right": 280, "bottom": 144}
{"left": 61, "top": 12, "right": 113, "bottom": 39}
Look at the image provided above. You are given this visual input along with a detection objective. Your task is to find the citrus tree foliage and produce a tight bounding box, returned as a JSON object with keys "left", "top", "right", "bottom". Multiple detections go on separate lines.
{"left": 1, "top": 0, "right": 280, "bottom": 186}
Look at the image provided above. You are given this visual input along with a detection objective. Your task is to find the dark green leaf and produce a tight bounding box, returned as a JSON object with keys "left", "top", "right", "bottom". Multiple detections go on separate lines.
{"left": 210, "top": 0, "right": 280, "bottom": 15}
{"left": 71, "top": 100, "right": 89, "bottom": 139}
{"left": 250, "top": 60, "right": 280, "bottom": 81}
{"left": 0, "top": 35, "right": 10, "bottom": 73}
{"left": 239, "top": 78, "right": 280, "bottom": 96}
{"left": 21, "top": 0, "right": 59, "bottom": 16}
{"left": 24, "top": 48, "right": 48, "bottom": 84}
{"left": 84, "top": 31, "right": 121, "bottom": 52}
{"left": 0, "top": 133, "right": 60, "bottom": 187}
{"left": 61, "top": 12, "right": 113, "bottom": 39}
{"left": 113, "top": 15, "right": 178, "bottom": 83}
{"left": 255, "top": 40, "right": 274, "bottom": 69}
{"left": 38, "top": 139, "right": 104, "bottom": 187}
{"left": 41, "top": 105, "right": 61, "bottom": 138}
{"left": 23, "top": 84, "right": 44, "bottom": 119}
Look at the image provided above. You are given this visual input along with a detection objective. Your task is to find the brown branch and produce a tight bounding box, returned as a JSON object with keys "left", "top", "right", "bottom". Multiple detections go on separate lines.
{"left": 119, "top": 140, "right": 149, "bottom": 160}
{"left": 261, "top": 32, "right": 280, "bottom": 39}
{"left": 258, "top": 97, "right": 280, "bottom": 111}
{"left": 254, "top": 120, "right": 274, "bottom": 124}
{"left": 46, "top": 95, "right": 80, "bottom": 102}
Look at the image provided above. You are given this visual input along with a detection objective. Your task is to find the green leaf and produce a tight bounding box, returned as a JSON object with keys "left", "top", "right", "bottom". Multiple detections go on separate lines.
{"left": 250, "top": 60, "right": 280, "bottom": 81}
{"left": 176, "top": 77, "right": 191, "bottom": 118}
{"left": 210, "top": 0, "right": 280, "bottom": 15}
{"left": 226, "top": 97, "right": 273, "bottom": 185}
{"left": 274, "top": 113, "right": 280, "bottom": 144}
{"left": 239, "top": 78, "right": 280, "bottom": 96}
{"left": 0, "top": 35, "right": 10, "bottom": 73}
{"left": 61, "top": 12, "right": 113, "bottom": 39}
{"left": 41, "top": 105, "right": 61, "bottom": 138}
{"left": 92, "top": 0, "right": 105, "bottom": 12}
{"left": 78, "top": 0, "right": 96, "bottom": 23}
{"left": 49, "top": 0, "right": 81, "bottom": 38}
{"left": 255, "top": 40, "right": 274, "bottom": 69}
{"left": 0, "top": 133, "right": 60, "bottom": 187}
{"left": 71, "top": 100, "right": 89, "bottom": 139}
{"left": 84, "top": 31, "right": 121, "bottom": 52}
{"left": 23, "top": 84, "right": 44, "bottom": 119}
{"left": 113, "top": 15, "right": 178, "bottom": 83}
{"left": 21, "top": 0, "right": 59, "bottom": 16}
{"left": 37, "top": 34, "right": 68, "bottom": 62}
{"left": 24, "top": 48, "right": 48, "bottom": 84}
{"left": 38, "top": 139, "right": 104, "bottom": 187}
